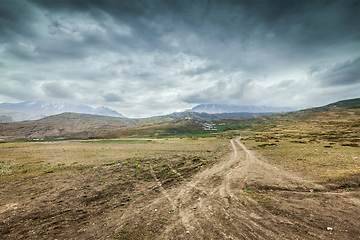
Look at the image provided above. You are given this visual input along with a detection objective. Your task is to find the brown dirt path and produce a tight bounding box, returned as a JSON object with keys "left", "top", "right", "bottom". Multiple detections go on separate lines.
{"left": 114, "top": 137, "right": 360, "bottom": 239}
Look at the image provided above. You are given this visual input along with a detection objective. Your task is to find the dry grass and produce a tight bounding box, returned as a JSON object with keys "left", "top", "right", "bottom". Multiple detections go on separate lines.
{"left": 241, "top": 109, "right": 360, "bottom": 187}
{"left": 0, "top": 137, "right": 230, "bottom": 179}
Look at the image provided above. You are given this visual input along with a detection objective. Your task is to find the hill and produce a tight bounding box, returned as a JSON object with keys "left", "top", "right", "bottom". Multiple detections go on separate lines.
{"left": 101, "top": 119, "right": 204, "bottom": 138}
{"left": 0, "top": 112, "right": 130, "bottom": 140}
{"left": 292, "top": 98, "right": 360, "bottom": 114}
{"left": 0, "top": 111, "right": 274, "bottom": 140}
{"left": 69, "top": 111, "right": 275, "bottom": 138}
{"left": 160, "top": 111, "right": 272, "bottom": 121}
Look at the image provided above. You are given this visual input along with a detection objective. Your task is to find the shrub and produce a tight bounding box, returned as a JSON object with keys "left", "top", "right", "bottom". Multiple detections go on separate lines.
{"left": 43, "top": 168, "right": 54, "bottom": 174}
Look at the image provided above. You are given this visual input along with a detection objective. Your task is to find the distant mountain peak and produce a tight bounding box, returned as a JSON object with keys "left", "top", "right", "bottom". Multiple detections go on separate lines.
{"left": 187, "top": 104, "right": 306, "bottom": 114}
{"left": 0, "top": 101, "right": 126, "bottom": 121}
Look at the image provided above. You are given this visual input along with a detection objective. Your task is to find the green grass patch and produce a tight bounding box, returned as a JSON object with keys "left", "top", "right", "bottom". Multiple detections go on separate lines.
{"left": 79, "top": 139, "right": 155, "bottom": 144}
{"left": 43, "top": 169, "right": 54, "bottom": 174}
{"left": 243, "top": 186, "right": 254, "bottom": 193}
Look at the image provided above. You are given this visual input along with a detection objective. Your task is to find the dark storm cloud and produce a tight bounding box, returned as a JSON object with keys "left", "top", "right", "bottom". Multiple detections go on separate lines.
{"left": 0, "top": 0, "right": 359, "bottom": 117}
{"left": 0, "top": 0, "right": 37, "bottom": 42}
{"left": 312, "top": 56, "right": 360, "bottom": 86}
{"left": 26, "top": 0, "right": 359, "bottom": 58}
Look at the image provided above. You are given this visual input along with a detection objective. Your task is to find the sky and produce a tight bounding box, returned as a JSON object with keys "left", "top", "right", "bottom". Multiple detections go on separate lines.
{"left": 0, "top": 0, "right": 359, "bottom": 118}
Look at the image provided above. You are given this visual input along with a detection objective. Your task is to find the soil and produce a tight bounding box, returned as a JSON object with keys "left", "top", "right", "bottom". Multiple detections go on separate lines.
{"left": 1, "top": 137, "right": 360, "bottom": 239}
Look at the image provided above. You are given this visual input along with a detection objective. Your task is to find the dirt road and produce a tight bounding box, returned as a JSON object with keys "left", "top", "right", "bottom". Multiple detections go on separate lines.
{"left": 114, "top": 137, "right": 360, "bottom": 239}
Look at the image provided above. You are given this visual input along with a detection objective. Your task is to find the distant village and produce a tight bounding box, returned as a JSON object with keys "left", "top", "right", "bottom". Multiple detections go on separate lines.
{"left": 186, "top": 117, "right": 226, "bottom": 131}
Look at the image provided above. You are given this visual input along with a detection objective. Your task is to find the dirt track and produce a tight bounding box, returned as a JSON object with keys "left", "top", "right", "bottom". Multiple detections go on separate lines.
{"left": 114, "top": 137, "right": 360, "bottom": 239}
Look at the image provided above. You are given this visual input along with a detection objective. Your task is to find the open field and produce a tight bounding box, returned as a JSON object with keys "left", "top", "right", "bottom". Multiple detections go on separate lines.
{"left": 0, "top": 138, "right": 223, "bottom": 175}
{"left": 0, "top": 138, "right": 231, "bottom": 239}
{"left": 1, "top": 133, "right": 360, "bottom": 239}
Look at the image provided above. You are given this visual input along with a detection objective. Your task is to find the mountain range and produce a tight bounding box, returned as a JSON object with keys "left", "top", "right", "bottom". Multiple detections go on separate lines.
{"left": 186, "top": 104, "right": 306, "bottom": 114}
{"left": 0, "top": 101, "right": 306, "bottom": 123}
{"left": 0, "top": 101, "right": 125, "bottom": 122}
{"left": 0, "top": 98, "right": 359, "bottom": 140}
{"left": 1, "top": 99, "right": 357, "bottom": 124}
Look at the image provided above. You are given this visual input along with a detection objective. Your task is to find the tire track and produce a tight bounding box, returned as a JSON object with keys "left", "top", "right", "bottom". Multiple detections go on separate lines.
{"left": 160, "top": 137, "right": 249, "bottom": 239}
{"left": 149, "top": 164, "right": 176, "bottom": 210}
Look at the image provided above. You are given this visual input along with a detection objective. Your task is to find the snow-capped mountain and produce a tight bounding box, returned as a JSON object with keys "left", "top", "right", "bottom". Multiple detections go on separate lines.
{"left": 0, "top": 101, "right": 126, "bottom": 122}
{"left": 186, "top": 104, "right": 306, "bottom": 114}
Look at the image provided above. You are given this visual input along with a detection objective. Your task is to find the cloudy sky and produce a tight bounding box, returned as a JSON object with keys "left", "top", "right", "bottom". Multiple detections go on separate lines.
{"left": 0, "top": 0, "right": 359, "bottom": 117}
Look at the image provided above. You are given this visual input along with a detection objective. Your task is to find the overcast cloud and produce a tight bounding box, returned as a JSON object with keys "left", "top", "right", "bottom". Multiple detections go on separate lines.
{"left": 0, "top": 0, "right": 359, "bottom": 117}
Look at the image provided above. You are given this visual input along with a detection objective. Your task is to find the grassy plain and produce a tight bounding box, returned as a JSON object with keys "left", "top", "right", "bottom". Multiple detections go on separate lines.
{"left": 241, "top": 108, "right": 360, "bottom": 188}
